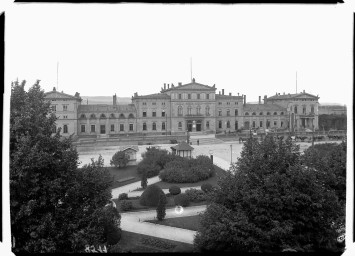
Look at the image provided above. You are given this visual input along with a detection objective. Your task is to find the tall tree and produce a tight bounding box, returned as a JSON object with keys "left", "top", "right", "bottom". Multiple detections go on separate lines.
{"left": 10, "top": 80, "right": 118, "bottom": 253}
{"left": 194, "top": 135, "right": 342, "bottom": 252}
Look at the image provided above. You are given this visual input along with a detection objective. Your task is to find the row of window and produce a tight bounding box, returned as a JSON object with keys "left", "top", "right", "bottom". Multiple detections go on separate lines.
{"left": 142, "top": 122, "right": 166, "bottom": 131}
{"left": 142, "top": 102, "right": 166, "bottom": 106}
{"left": 81, "top": 124, "right": 134, "bottom": 133}
{"left": 177, "top": 106, "right": 210, "bottom": 116}
{"left": 293, "top": 106, "right": 315, "bottom": 114}
{"left": 79, "top": 113, "right": 135, "bottom": 119}
{"left": 244, "top": 111, "right": 284, "bottom": 116}
{"left": 216, "top": 120, "right": 284, "bottom": 129}
{"left": 176, "top": 93, "right": 211, "bottom": 100}
{"left": 51, "top": 105, "right": 69, "bottom": 112}
{"left": 218, "top": 102, "right": 239, "bottom": 105}
{"left": 142, "top": 111, "right": 165, "bottom": 117}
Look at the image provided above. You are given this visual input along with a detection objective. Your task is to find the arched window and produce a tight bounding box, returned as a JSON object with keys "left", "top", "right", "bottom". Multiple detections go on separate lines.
{"left": 245, "top": 112, "right": 249, "bottom": 116}
{"left": 303, "top": 106, "right": 306, "bottom": 114}
{"left": 259, "top": 112, "right": 263, "bottom": 115}
{"left": 143, "top": 123, "right": 147, "bottom": 131}
{"left": 273, "top": 112, "right": 277, "bottom": 115}
{"left": 187, "top": 106, "right": 192, "bottom": 115}
{"left": 197, "top": 106, "right": 201, "bottom": 115}
{"left": 128, "top": 113, "right": 134, "bottom": 119}
{"left": 252, "top": 112, "right": 256, "bottom": 115}
{"left": 152, "top": 122, "right": 156, "bottom": 130}
{"left": 218, "top": 120, "right": 222, "bottom": 129}
{"left": 119, "top": 113, "right": 125, "bottom": 119}
{"left": 266, "top": 112, "right": 271, "bottom": 115}
{"left": 227, "top": 109, "right": 230, "bottom": 116}
{"left": 178, "top": 106, "right": 183, "bottom": 116}
{"left": 80, "top": 114, "right": 86, "bottom": 119}
{"left": 227, "top": 121, "right": 230, "bottom": 128}
{"left": 311, "top": 106, "right": 314, "bottom": 114}
{"left": 90, "top": 113, "right": 96, "bottom": 119}
{"left": 100, "top": 114, "right": 106, "bottom": 118}
{"left": 294, "top": 106, "right": 298, "bottom": 114}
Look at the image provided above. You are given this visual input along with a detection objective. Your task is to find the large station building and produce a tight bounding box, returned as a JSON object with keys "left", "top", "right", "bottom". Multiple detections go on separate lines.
{"left": 45, "top": 78, "right": 320, "bottom": 138}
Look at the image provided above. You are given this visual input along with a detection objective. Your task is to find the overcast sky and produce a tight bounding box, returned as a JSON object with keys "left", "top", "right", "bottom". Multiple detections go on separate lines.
{"left": 5, "top": 3, "right": 353, "bottom": 105}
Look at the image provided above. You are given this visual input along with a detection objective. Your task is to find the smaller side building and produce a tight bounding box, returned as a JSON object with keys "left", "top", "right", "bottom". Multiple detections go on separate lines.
{"left": 119, "top": 145, "right": 139, "bottom": 166}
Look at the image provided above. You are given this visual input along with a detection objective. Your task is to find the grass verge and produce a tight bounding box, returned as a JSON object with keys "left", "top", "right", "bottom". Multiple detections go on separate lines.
{"left": 145, "top": 215, "right": 202, "bottom": 231}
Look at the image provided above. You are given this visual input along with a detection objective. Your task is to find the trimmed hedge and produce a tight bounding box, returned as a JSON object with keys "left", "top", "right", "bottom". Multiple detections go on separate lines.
{"left": 168, "top": 186, "right": 181, "bottom": 195}
{"left": 174, "top": 194, "right": 190, "bottom": 207}
{"left": 118, "top": 193, "right": 128, "bottom": 200}
{"left": 120, "top": 200, "right": 133, "bottom": 211}
{"left": 201, "top": 183, "right": 213, "bottom": 193}
{"left": 139, "top": 184, "right": 167, "bottom": 207}
{"left": 185, "top": 188, "right": 207, "bottom": 202}
{"left": 106, "top": 226, "right": 122, "bottom": 245}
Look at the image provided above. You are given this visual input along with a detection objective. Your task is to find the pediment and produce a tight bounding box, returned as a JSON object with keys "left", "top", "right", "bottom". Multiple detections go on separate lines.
{"left": 45, "top": 91, "right": 79, "bottom": 100}
{"left": 293, "top": 93, "right": 318, "bottom": 99}
{"left": 171, "top": 82, "right": 216, "bottom": 91}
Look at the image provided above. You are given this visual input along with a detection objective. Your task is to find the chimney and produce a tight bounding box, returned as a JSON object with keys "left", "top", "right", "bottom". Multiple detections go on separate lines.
{"left": 178, "top": 82, "right": 182, "bottom": 86}
{"left": 259, "top": 96, "right": 261, "bottom": 104}
{"left": 75, "top": 92, "right": 80, "bottom": 97}
{"left": 229, "top": 92, "right": 232, "bottom": 96}
{"left": 222, "top": 89, "right": 224, "bottom": 95}
{"left": 164, "top": 83, "right": 166, "bottom": 90}
{"left": 303, "top": 89, "right": 305, "bottom": 93}
{"left": 134, "top": 92, "right": 138, "bottom": 97}
{"left": 276, "top": 92, "right": 278, "bottom": 96}
{"left": 192, "top": 78, "right": 195, "bottom": 83}
{"left": 264, "top": 95, "right": 267, "bottom": 104}
{"left": 238, "top": 93, "right": 239, "bottom": 96}
{"left": 243, "top": 95, "right": 246, "bottom": 105}
{"left": 283, "top": 92, "right": 285, "bottom": 95}
{"left": 113, "top": 93, "right": 117, "bottom": 105}
{"left": 171, "top": 83, "right": 174, "bottom": 88}
{"left": 53, "top": 87, "right": 56, "bottom": 91}
{"left": 167, "top": 84, "right": 170, "bottom": 89}
{"left": 219, "top": 91, "right": 221, "bottom": 95}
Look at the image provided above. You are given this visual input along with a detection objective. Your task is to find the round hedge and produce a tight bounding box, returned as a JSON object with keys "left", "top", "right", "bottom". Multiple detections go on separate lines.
{"left": 118, "top": 193, "right": 128, "bottom": 200}
{"left": 174, "top": 194, "right": 190, "bottom": 207}
{"left": 169, "top": 186, "right": 181, "bottom": 195}
{"left": 120, "top": 200, "right": 133, "bottom": 211}
{"left": 139, "top": 184, "right": 166, "bottom": 207}
{"left": 106, "top": 226, "right": 122, "bottom": 245}
{"left": 201, "top": 183, "right": 213, "bottom": 193}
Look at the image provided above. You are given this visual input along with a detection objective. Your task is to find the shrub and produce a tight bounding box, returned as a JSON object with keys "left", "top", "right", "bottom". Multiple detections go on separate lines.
{"left": 156, "top": 193, "right": 167, "bottom": 221}
{"left": 120, "top": 200, "right": 133, "bottom": 211}
{"left": 110, "top": 150, "right": 129, "bottom": 168}
{"left": 141, "top": 170, "right": 148, "bottom": 189}
{"left": 185, "top": 188, "right": 207, "bottom": 202}
{"left": 140, "top": 237, "right": 175, "bottom": 250}
{"left": 106, "top": 226, "right": 122, "bottom": 245}
{"left": 139, "top": 184, "right": 167, "bottom": 207}
{"left": 169, "top": 186, "right": 181, "bottom": 195}
{"left": 174, "top": 194, "right": 190, "bottom": 207}
{"left": 201, "top": 183, "right": 213, "bottom": 193}
{"left": 118, "top": 193, "right": 128, "bottom": 200}
{"left": 170, "top": 139, "right": 178, "bottom": 144}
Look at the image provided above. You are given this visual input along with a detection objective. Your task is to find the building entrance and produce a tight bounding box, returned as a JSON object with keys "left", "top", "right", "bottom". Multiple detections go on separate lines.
{"left": 196, "top": 121, "right": 202, "bottom": 131}
{"left": 187, "top": 121, "right": 193, "bottom": 132}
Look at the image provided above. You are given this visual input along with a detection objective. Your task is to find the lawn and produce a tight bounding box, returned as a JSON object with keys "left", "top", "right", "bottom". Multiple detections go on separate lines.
{"left": 113, "top": 195, "right": 207, "bottom": 212}
{"left": 110, "top": 230, "right": 195, "bottom": 252}
{"left": 146, "top": 215, "right": 202, "bottom": 231}
{"left": 153, "top": 165, "right": 226, "bottom": 189}
{"left": 107, "top": 165, "right": 141, "bottom": 189}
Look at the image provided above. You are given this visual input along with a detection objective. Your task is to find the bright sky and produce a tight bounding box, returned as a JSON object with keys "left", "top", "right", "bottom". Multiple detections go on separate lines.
{"left": 5, "top": 3, "right": 353, "bottom": 106}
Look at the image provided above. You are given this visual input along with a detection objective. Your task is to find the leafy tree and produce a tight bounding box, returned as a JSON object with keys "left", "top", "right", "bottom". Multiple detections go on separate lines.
{"left": 10, "top": 80, "right": 117, "bottom": 253}
{"left": 110, "top": 150, "right": 129, "bottom": 168}
{"left": 156, "top": 193, "right": 167, "bottom": 221}
{"left": 194, "top": 135, "right": 342, "bottom": 253}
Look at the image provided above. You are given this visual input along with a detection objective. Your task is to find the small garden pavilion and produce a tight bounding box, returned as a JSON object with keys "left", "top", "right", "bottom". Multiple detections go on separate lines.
{"left": 170, "top": 141, "right": 194, "bottom": 158}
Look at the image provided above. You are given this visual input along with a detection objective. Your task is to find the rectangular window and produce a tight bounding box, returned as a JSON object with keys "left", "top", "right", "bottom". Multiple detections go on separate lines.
{"left": 218, "top": 102, "right": 222, "bottom": 105}
{"left": 143, "top": 111, "right": 147, "bottom": 117}
{"left": 100, "top": 125, "right": 106, "bottom": 134}
{"left": 143, "top": 102, "right": 147, "bottom": 105}
{"left": 206, "top": 121, "right": 210, "bottom": 129}
{"left": 162, "top": 111, "right": 165, "bottom": 117}
{"left": 162, "top": 102, "right": 165, "bottom": 106}
{"left": 179, "top": 94, "right": 182, "bottom": 99}
{"left": 120, "top": 124, "right": 124, "bottom": 131}
{"left": 91, "top": 125, "right": 95, "bottom": 132}
{"left": 129, "top": 124, "right": 133, "bottom": 131}
{"left": 152, "top": 102, "right": 156, "bottom": 105}
{"left": 219, "top": 121, "right": 222, "bottom": 129}
{"left": 274, "top": 121, "right": 277, "bottom": 126}
{"left": 188, "top": 94, "right": 191, "bottom": 99}
{"left": 152, "top": 111, "right": 156, "bottom": 117}
{"left": 281, "top": 121, "right": 284, "bottom": 127}
{"left": 143, "top": 123, "right": 147, "bottom": 131}
{"left": 178, "top": 122, "right": 182, "bottom": 129}
{"left": 235, "top": 109, "right": 238, "bottom": 116}
{"left": 197, "top": 94, "right": 200, "bottom": 99}
{"left": 81, "top": 125, "right": 85, "bottom": 133}
{"left": 52, "top": 105, "right": 57, "bottom": 112}
{"left": 111, "top": 124, "right": 114, "bottom": 132}
{"left": 63, "top": 125, "right": 68, "bottom": 133}
{"left": 63, "top": 115, "right": 68, "bottom": 119}
{"left": 63, "top": 105, "right": 68, "bottom": 111}
{"left": 206, "top": 94, "right": 210, "bottom": 99}
{"left": 219, "top": 110, "right": 222, "bottom": 116}
{"left": 162, "top": 122, "right": 166, "bottom": 130}
{"left": 253, "top": 121, "right": 256, "bottom": 128}
{"left": 227, "top": 110, "right": 230, "bottom": 116}
{"left": 260, "top": 121, "right": 263, "bottom": 127}
{"left": 227, "top": 102, "right": 230, "bottom": 105}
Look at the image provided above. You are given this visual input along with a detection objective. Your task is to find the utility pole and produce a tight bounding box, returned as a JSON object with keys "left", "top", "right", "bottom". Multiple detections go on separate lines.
{"left": 230, "top": 144, "right": 232, "bottom": 164}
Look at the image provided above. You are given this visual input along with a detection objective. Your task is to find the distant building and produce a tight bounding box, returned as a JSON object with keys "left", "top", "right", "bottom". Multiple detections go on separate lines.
{"left": 44, "top": 79, "right": 320, "bottom": 138}
{"left": 318, "top": 105, "right": 346, "bottom": 115}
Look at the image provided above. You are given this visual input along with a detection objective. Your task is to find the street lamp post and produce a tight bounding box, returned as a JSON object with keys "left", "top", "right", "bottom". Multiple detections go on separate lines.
{"left": 230, "top": 144, "right": 232, "bottom": 164}
{"left": 209, "top": 149, "right": 213, "bottom": 164}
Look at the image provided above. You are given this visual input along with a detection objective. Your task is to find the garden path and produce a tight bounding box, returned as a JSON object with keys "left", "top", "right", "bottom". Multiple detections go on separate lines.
{"left": 120, "top": 205, "right": 207, "bottom": 244}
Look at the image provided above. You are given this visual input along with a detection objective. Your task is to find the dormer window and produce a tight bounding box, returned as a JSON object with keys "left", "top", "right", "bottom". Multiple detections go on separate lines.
{"left": 100, "top": 114, "right": 106, "bottom": 119}
{"left": 273, "top": 112, "right": 277, "bottom": 115}
{"left": 245, "top": 112, "right": 249, "bottom": 116}
{"left": 80, "top": 114, "right": 86, "bottom": 119}
{"left": 252, "top": 112, "right": 256, "bottom": 115}
{"left": 90, "top": 114, "right": 96, "bottom": 119}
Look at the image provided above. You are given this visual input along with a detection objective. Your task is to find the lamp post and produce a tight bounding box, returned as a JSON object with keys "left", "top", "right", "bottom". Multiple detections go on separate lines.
{"left": 230, "top": 144, "right": 232, "bottom": 164}
{"left": 209, "top": 149, "right": 213, "bottom": 164}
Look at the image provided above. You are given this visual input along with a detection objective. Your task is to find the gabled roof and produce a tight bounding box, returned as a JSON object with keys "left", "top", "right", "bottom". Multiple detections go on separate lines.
{"left": 78, "top": 104, "right": 136, "bottom": 113}
{"left": 268, "top": 92, "right": 319, "bottom": 100}
{"left": 45, "top": 88, "right": 82, "bottom": 101}
{"left": 171, "top": 141, "right": 194, "bottom": 151}
{"left": 162, "top": 79, "right": 217, "bottom": 92}
{"left": 119, "top": 145, "right": 139, "bottom": 152}
{"left": 243, "top": 103, "right": 286, "bottom": 112}
{"left": 132, "top": 93, "right": 170, "bottom": 100}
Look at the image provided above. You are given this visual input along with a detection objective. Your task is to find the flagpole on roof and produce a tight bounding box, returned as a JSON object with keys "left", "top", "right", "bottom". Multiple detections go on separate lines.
{"left": 190, "top": 57, "right": 192, "bottom": 82}
{"left": 57, "top": 61, "right": 59, "bottom": 91}
{"left": 296, "top": 71, "right": 297, "bottom": 94}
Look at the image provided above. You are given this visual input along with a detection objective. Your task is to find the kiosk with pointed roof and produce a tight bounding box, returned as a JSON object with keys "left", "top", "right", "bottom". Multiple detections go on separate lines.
{"left": 170, "top": 141, "right": 194, "bottom": 158}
